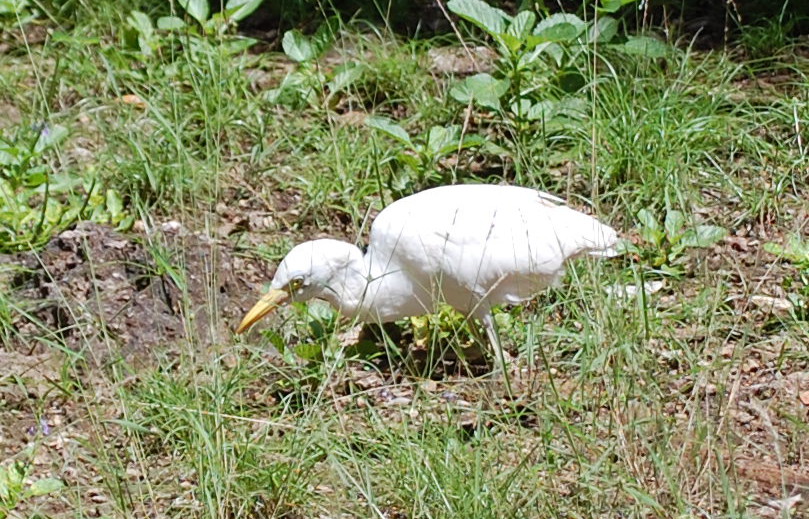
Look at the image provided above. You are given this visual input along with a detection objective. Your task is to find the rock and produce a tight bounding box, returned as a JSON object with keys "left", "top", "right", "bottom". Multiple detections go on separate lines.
{"left": 750, "top": 295, "right": 794, "bottom": 315}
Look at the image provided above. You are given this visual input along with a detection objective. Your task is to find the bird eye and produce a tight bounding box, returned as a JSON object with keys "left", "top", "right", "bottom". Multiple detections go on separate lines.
{"left": 289, "top": 277, "right": 305, "bottom": 292}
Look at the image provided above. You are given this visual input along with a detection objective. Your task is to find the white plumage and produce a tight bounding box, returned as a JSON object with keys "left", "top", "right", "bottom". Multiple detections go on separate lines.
{"left": 237, "top": 184, "right": 619, "bottom": 362}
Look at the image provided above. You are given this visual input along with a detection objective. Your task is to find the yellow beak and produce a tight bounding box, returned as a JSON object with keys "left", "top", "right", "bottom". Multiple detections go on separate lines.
{"left": 235, "top": 288, "right": 290, "bottom": 334}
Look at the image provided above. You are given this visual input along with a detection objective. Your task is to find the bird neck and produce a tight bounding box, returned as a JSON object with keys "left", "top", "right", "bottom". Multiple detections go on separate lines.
{"left": 316, "top": 244, "right": 370, "bottom": 318}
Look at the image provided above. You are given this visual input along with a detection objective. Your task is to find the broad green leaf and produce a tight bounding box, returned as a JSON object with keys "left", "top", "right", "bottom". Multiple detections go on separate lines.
{"left": 46, "top": 170, "right": 81, "bottom": 192}
{"left": 326, "top": 63, "right": 364, "bottom": 93}
{"left": 26, "top": 478, "right": 63, "bottom": 497}
{"left": 680, "top": 225, "right": 727, "bottom": 248}
{"left": 127, "top": 10, "right": 153, "bottom": 38}
{"left": 617, "top": 36, "right": 670, "bottom": 58}
{"left": 507, "top": 10, "right": 536, "bottom": 39}
{"left": 106, "top": 189, "right": 123, "bottom": 218}
{"left": 598, "top": 0, "right": 638, "bottom": 13}
{"left": 510, "top": 99, "right": 531, "bottom": 117}
{"left": 459, "top": 133, "right": 486, "bottom": 150}
{"left": 428, "top": 126, "right": 484, "bottom": 156}
{"left": 764, "top": 237, "right": 809, "bottom": 264}
{"left": 642, "top": 228, "right": 666, "bottom": 247}
{"left": 447, "top": 0, "right": 509, "bottom": 36}
{"left": 615, "top": 239, "right": 640, "bottom": 255}
{"left": 225, "top": 0, "right": 262, "bottom": 22}
{"left": 499, "top": 32, "right": 522, "bottom": 53}
{"left": 294, "top": 342, "right": 323, "bottom": 361}
{"left": 533, "top": 13, "right": 585, "bottom": 41}
{"left": 221, "top": 36, "right": 258, "bottom": 55}
{"left": 156, "top": 16, "right": 186, "bottom": 30}
{"left": 520, "top": 40, "right": 564, "bottom": 65}
{"left": 24, "top": 171, "right": 46, "bottom": 187}
{"left": 366, "top": 116, "right": 413, "bottom": 147}
{"left": 511, "top": 99, "right": 554, "bottom": 121}
{"left": 449, "top": 73, "right": 510, "bottom": 111}
{"left": 636, "top": 208, "right": 658, "bottom": 230}
{"left": 637, "top": 208, "right": 664, "bottom": 245}
{"left": 664, "top": 210, "right": 685, "bottom": 238}
{"left": 553, "top": 97, "right": 588, "bottom": 118}
{"left": 262, "top": 329, "right": 286, "bottom": 354}
{"left": 282, "top": 29, "right": 314, "bottom": 62}
{"left": 588, "top": 15, "right": 618, "bottom": 43}
{"left": 395, "top": 152, "right": 420, "bottom": 171}
{"left": 203, "top": 12, "right": 226, "bottom": 34}
{"left": 426, "top": 125, "right": 459, "bottom": 156}
{"left": 0, "top": 463, "right": 25, "bottom": 503}
{"left": 177, "top": 0, "right": 209, "bottom": 24}
{"left": 534, "top": 22, "right": 580, "bottom": 42}
{"left": 763, "top": 242, "right": 784, "bottom": 256}
{"left": 0, "top": 144, "right": 18, "bottom": 166}
{"left": 34, "top": 124, "right": 68, "bottom": 153}
{"left": 306, "top": 301, "right": 337, "bottom": 339}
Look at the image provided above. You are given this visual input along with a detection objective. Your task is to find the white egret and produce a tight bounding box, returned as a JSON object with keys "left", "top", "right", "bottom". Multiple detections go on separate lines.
{"left": 236, "top": 184, "right": 619, "bottom": 364}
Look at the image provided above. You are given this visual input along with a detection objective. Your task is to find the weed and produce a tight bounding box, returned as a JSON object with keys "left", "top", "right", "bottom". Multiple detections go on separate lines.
{"left": 366, "top": 115, "right": 484, "bottom": 194}
{"left": 0, "top": 123, "right": 127, "bottom": 251}
{"left": 0, "top": 447, "right": 63, "bottom": 518}
{"left": 765, "top": 236, "right": 809, "bottom": 320}
{"left": 622, "top": 207, "right": 727, "bottom": 276}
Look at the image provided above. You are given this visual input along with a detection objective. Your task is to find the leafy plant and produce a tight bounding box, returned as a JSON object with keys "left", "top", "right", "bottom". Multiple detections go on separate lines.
{"left": 0, "top": 0, "right": 37, "bottom": 28}
{"left": 0, "top": 455, "right": 63, "bottom": 518}
{"left": 0, "top": 124, "right": 127, "bottom": 251}
{"left": 765, "top": 237, "right": 809, "bottom": 320}
{"left": 622, "top": 208, "right": 727, "bottom": 275}
{"left": 366, "top": 116, "right": 485, "bottom": 194}
{"left": 173, "top": 0, "right": 262, "bottom": 36}
{"left": 446, "top": 0, "right": 667, "bottom": 123}
{"left": 126, "top": 0, "right": 261, "bottom": 59}
{"left": 447, "top": 0, "right": 669, "bottom": 142}
{"left": 266, "top": 20, "right": 364, "bottom": 110}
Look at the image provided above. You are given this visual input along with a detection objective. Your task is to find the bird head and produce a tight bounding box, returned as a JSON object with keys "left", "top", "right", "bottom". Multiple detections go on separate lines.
{"left": 236, "top": 239, "right": 364, "bottom": 334}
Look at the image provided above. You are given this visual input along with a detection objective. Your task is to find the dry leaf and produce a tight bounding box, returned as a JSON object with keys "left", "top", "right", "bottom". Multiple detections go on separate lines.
{"left": 119, "top": 94, "right": 146, "bottom": 107}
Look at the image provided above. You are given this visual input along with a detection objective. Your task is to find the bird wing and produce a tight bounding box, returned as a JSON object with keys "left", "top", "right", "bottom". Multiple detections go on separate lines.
{"left": 366, "top": 185, "right": 617, "bottom": 315}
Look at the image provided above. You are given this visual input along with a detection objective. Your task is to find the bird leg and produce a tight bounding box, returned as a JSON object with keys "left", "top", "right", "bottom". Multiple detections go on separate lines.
{"left": 481, "top": 312, "right": 515, "bottom": 399}
{"left": 481, "top": 312, "right": 515, "bottom": 373}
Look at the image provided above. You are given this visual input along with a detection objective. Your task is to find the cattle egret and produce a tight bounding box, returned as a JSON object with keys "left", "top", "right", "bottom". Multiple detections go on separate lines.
{"left": 236, "top": 184, "right": 619, "bottom": 364}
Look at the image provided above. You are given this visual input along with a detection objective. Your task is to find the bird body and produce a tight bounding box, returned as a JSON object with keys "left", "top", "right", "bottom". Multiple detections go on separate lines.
{"left": 237, "top": 184, "right": 619, "bottom": 360}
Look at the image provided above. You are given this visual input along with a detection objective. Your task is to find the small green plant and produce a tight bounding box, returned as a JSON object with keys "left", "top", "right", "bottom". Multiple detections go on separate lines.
{"left": 126, "top": 0, "right": 261, "bottom": 59}
{"left": 446, "top": 0, "right": 667, "bottom": 123}
{"left": 0, "top": 124, "right": 128, "bottom": 251}
{"left": 765, "top": 237, "right": 809, "bottom": 320}
{"left": 174, "top": 0, "right": 262, "bottom": 35}
{"left": 622, "top": 208, "right": 727, "bottom": 275}
{"left": 0, "top": 0, "right": 37, "bottom": 28}
{"left": 366, "top": 115, "right": 484, "bottom": 194}
{"left": 266, "top": 20, "right": 364, "bottom": 110}
{"left": 0, "top": 453, "right": 63, "bottom": 518}
{"left": 410, "top": 303, "right": 477, "bottom": 348}
{"left": 738, "top": 2, "right": 794, "bottom": 62}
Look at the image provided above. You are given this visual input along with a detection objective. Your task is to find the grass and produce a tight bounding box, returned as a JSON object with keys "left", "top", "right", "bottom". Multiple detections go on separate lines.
{"left": 1, "top": 1, "right": 809, "bottom": 518}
